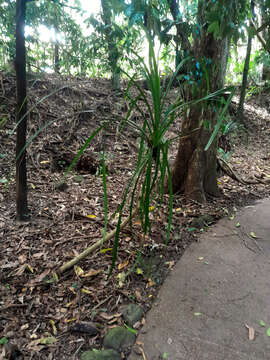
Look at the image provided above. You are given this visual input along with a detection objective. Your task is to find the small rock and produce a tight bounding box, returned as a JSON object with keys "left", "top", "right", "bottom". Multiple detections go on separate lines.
{"left": 71, "top": 321, "right": 99, "bottom": 336}
{"left": 122, "top": 304, "right": 143, "bottom": 327}
{"left": 81, "top": 349, "right": 121, "bottom": 360}
{"left": 103, "top": 326, "right": 136, "bottom": 351}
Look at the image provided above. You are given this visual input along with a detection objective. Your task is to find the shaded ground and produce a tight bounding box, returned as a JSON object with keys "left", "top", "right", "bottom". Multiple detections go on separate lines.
{"left": 129, "top": 198, "right": 270, "bottom": 360}
{"left": 0, "top": 72, "right": 270, "bottom": 359}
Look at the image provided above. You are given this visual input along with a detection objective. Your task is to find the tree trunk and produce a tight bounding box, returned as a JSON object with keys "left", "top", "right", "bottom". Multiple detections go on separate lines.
{"left": 15, "top": 0, "right": 29, "bottom": 220}
{"left": 237, "top": 26, "right": 252, "bottom": 123}
{"left": 171, "top": 3, "right": 229, "bottom": 202}
{"left": 101, "top": 0, "right": 120, "bottom": 90}
{"left": 53, "top": 4, "right": 60, "bottom": 74}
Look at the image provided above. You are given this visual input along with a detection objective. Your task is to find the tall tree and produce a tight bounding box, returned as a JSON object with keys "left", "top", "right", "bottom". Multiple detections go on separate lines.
{"left": 170, "top": 0, "right": 240, "bottom": 202}
{"left": 15, "top": 0, "right": 29, "bottom": 220}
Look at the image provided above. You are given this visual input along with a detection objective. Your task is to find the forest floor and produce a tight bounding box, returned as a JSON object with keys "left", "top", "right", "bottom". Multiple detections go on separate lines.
{"left": 0, "top": 72, "right": 270, "bottom": 360}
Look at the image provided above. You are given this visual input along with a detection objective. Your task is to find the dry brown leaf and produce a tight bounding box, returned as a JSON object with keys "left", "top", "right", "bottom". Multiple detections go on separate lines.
{"left": 135, "top": 288, "right": 142, "bottom": 302}
{"left": 245, "top": 324, "right": 255, "bottom": 340}
{"left": 99, "top": 312, "right": 115, "bottom": 321}
{"left": 118, "top": 259, "right": 129, "bottom": 270}
{"left": 81, "top": 269, "right": 102, "bottom": 277}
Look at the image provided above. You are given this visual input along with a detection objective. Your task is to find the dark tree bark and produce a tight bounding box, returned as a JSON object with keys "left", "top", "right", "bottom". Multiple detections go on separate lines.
{"left": 237, "top": 26, "right": 252, "bottom": 122}
{"left": 171, "top": 1, "right": 230, "bottom": 202}
{"left": 54, "top": 38, "right": 60, "bottom": 73}
{"left": 15, "top": 0, "right": 29, "bottom": 220}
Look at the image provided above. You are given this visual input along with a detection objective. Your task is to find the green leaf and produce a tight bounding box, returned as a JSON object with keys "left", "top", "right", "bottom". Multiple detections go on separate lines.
{"left": 207, "top": 21, "right": 220, "bottom": 39}
{"left": 188, "top": 227, "right": 196, "bottom": 232}
{"left": 235, "top": 222, "right": 241, "bottom": 227}
{"left": 163, "top": 352, "right": 168, "bottom": 359}
{"left": 194, "top": 312, "right": 201, "bottom": 316}
{"left": 124, "top": 324, "right": 137, "bottom": 334}
{"left": 0, "top": 337, "right": 8, "bottom": 345}
{"left": 266, "top": 328, "right": 270, "bottom": 336}
{"left": 250, "top": 232, "right": 257, "bottom": 238}
{"left": 259, "top": 320, "right": 266, "bottom": 327}
{"left": 40, "top": 336, "right": 57, "bottom": 345}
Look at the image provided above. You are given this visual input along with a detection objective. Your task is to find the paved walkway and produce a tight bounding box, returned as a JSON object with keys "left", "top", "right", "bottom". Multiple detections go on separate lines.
{"left": 129, "top": 198, "right": 270, "bottom": 360}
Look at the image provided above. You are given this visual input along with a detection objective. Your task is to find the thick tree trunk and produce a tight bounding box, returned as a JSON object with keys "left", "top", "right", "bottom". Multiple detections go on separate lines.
{"left": 171, "top": 3, "right": 229, "bottom": 202}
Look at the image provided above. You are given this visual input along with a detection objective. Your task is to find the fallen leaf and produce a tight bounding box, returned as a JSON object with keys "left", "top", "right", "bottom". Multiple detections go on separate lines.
{"left": 100, "top": 248, "right": 112, "bottom": 253}
{"left": 235, "top": 222, "right": 241, "bottom": 227}
{"left": 147, "top": 278, "right": 155, "bottom": 287}
{"left": 194, "top": 312, "right": 201, "bottom": 316}
{"left": 266, "top": 327, "right": 270, "bottom": 336}
{"left": 74, "top": 266, "right": 84, "bottom": 276}
{"left": 87, "top": 214, "right": 96, "bottom": 218}
{"left": 118, "top": 260, "right": 129, "bottom": 270}
{"left": 135, "top": 289, "right": 142, "bottom": 302}
{"left": 99, "top": 312, "right": 115, "bottom": 321}
{"left": 259, "top": 320, "right": 266, "bottom": 327}
{"left": 136, "top": 268, "right": 143, "bottom": 275}
{"left": 81, "top": 288, "right": 92, "bottom": 295}
{"left": 50, "top": 320, "right": 57, "bottom": 335}
{"left": 81, "top": 269, "right": 102, "bottom": 277}
{"left": 250, "top": 232, "right": 257, "bottom": 238}
{"left": 245, "top": 324, "right": 255, "bottom": 340}
{"left": 27, "top": 264, "right": 34, "bottom": 273}
{"left": 40, "top": 336, "right": 57, "bottom": 345}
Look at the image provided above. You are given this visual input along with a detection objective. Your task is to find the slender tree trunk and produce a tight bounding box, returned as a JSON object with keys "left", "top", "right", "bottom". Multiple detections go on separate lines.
{"left": 53, "top": 5, "right": 60, "bottom": 74}
{"left": 54, "top": 40, "right": 60, "bottom": 73}
{"left": 101, "top": 0, "right": 120, "bottom": 90}
{"left": 171, "top": 2, "right": 229, "bottom": 202}
{"left": 15, "top": 0, "right": 29, "bottom": 220}
{"left": 237, "top": 27, "right": 252, "bottom": 123}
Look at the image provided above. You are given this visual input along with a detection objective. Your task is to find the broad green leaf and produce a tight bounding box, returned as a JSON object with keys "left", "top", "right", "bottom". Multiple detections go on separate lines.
{"left": 259, "top": 320, "right": 266, "bottom": 327}
{"left": 0, "top": 337, "right": 8, "bottom": 345}
{"left": 266, "top": 328, "right": 270, "bottom": 336}
{"left": 250, "top": 232, "right": 257, "bottom": 238}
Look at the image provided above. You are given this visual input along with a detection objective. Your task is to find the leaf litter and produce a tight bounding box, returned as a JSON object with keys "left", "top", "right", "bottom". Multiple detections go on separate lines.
{"left": 0, "top": 73, "right": 270, "bottom": 358}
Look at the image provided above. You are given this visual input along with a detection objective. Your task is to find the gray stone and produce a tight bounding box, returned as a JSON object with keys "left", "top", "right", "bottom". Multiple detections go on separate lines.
{"left": 81, "top": 349, "right": 121, "bottom": 360}
{"left": 103, "top": 326, "right": 136, "bottom": 351}
{"left": 122, "top": 304, "right": 143, "bottom": 327}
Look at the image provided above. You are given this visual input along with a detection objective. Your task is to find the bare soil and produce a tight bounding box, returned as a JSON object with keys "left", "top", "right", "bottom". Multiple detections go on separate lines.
{"left": 0, "top": 72, "right": 270, "bottom": 359}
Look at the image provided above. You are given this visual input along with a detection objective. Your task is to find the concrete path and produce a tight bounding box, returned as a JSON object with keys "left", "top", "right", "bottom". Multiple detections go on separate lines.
{"left": 129, "top": 198, "right": 270, "bottom": 360}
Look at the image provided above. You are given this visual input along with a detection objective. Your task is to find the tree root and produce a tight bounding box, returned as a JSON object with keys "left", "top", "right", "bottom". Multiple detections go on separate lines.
{"left": 58, "top": 206, "right": 139, "bottom": 274}
{"left": 217, "top": 156, "right": 270, "bottom": 185}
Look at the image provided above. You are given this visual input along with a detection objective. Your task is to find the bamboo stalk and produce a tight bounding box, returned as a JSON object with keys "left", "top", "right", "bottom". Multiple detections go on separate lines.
{"left": 58, "top": 207, "right": 139, "bottom": 274}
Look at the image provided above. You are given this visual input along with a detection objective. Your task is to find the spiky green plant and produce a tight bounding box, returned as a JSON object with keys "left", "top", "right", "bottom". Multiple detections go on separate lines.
{"left": 109, "top": 34, "right": 235, "bottom": 275}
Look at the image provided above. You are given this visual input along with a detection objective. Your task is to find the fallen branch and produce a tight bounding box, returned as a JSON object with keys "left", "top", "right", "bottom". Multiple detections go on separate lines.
{"left": 218, "top": 157, "right": 269, "bottom": 185}
{"left": 58, "top": 206, "right": 139, "bottom": 274}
